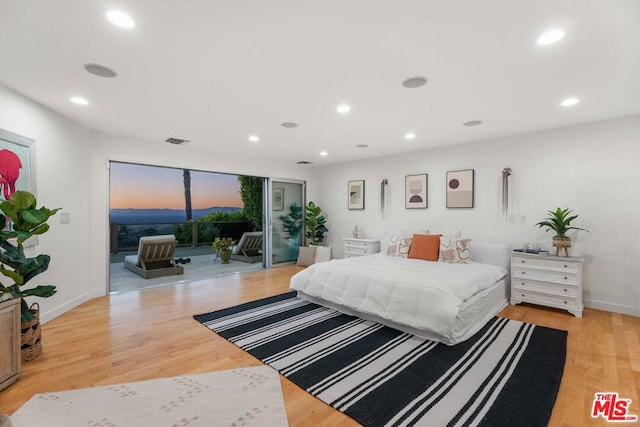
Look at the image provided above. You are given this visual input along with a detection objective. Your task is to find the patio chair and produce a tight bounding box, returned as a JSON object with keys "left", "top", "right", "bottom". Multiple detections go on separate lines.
{"left": 230, "top": 231, "right": 263, "bottom": 263}
{"left": 124, "top": 235, "right": 184, "bottom": 279}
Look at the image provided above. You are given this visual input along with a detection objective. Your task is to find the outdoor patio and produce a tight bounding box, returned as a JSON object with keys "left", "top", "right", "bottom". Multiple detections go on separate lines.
{"left": 109, "top": 246, "right": 264, "bottom": 293}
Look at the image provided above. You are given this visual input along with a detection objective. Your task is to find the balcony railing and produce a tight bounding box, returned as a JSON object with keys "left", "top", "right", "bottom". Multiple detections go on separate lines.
{"left": 110, "top": 220, "right": 252, "bottom": 253}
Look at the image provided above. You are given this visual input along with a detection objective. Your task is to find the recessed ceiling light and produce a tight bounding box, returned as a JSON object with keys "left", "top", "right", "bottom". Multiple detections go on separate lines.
{"left": 463, "top": 120, "right": 483, "bottom": 127}
{"left": 404, "top": 133, "right": 416, "bottom": 140}
{"left": 248, "top": 135, "right": 259, "bottom": 143}
{"left": 83, "top": 63, "right": 117, "bottom": 78}
{"left": 70, "top": 96, "right": 89, "bottom": 105}
{"left": 537, "top": 29, "right": 565, "bottom": 45}
{"left": 106, "top": 10, "right": 135, "bottom": 29}
{"left": 336, "top": 104, "right": 351, "bottom": 114}
{"left": 319, "top": 151, "right": 328, "bottom": 157}
{"left": 560, "top": 97, "right": 580, "bottom": 107}
{"left": 355, "top": 144, "right": 368, "bottom": 148}
{"left": 281, "top": 122, "right": 298, "bottom": 128}
{"left": 402, "top": 76, "right": 428, "bottom": 88}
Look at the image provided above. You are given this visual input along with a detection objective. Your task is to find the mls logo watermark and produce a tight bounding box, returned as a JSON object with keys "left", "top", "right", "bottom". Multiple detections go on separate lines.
{"left": 592, "top": 392, "right": 638, "bottom": 422}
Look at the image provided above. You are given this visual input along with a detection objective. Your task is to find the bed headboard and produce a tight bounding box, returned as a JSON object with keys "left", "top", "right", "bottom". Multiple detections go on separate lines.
{"left": 469, "top": 241, "right": 511, "bottom": 272}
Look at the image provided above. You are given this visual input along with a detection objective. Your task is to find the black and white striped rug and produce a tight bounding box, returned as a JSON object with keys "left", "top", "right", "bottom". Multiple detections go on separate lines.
{"left": 194, "top": 292, "right": 567, "bottom": 427}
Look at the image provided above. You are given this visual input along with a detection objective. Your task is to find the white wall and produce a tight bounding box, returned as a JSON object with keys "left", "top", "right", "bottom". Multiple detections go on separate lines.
{"left": 0, "top": 83, "right": 313, "bottom": 322}
{"left": 311, "top": 115, "right": 640, "bottom": 316}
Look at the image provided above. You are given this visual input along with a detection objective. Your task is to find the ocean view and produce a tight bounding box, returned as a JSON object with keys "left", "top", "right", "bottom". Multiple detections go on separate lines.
{"left": 110, "top": 207, "right": 242, "bottom": 224}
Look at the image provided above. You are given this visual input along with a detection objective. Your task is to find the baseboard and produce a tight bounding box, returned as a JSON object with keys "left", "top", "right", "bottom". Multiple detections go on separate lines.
{"left": 585, "top": 299, "right": 640, "bottom": 317}
{"left": 40, "top": 289, "right": 106, "bottom": 324}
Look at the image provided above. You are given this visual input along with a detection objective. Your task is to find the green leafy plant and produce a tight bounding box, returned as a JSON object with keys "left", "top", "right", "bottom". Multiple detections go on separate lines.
{"left": 535, "top": 207, "right": 589, "bottom": 237}
{"left": 278, "top": 203, "right": 303, "bottom": 245}
{"left": 0, "top": 191, "right": 61, "bottom": 322}
{"left": 304, "top": 201, "right": 328, "bottom": 245}
{"left": 212, "top": 237, "right": 236, "bottom": 252}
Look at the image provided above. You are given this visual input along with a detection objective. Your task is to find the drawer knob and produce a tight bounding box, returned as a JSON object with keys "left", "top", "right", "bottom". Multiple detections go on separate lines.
{"left": 563, "top": 301, "right": 567, "bottom": 304}
{"left": 564, "top": 289, "right": 567, "bottom": 292}
{"left": 521, "top": 260, "right": 525, "bottom": 263}
{"left": 564, "top": 265, "right": 568, "bottom": 268}
{"left": 564, "top": 277, "right": 568, "bottom": 280}
{"left": 521, "top": 294, "right": 525, "bottom": 297}
{"left": 521, "top": 282, "right": 525, "bottom": 286}
{"left": 521, "top": 271, "right": 525, "bottom": 275}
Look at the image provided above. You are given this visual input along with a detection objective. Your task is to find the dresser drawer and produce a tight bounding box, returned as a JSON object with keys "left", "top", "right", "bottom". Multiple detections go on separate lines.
{"left": 511, "top": 257, "right": 579, "bottom": 273}
{"left": 512, "top": 278, "right": 579, "bottom": 298}
{"left": 345, "top": 246, "right": 374, "bottom": 256}
{"left": 512, "top": 289, "right": 579, "bottom": 310}
{"left": 344, "top": 240, "right": 376, "bottom": 249}
{"left": 512, "top": 267, "right": 578, "bottom": 285}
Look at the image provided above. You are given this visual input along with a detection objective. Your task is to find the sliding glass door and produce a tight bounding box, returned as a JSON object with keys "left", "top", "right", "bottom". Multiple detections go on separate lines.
{"left": 269, "top": 180, "right": 304, "bottom": 265}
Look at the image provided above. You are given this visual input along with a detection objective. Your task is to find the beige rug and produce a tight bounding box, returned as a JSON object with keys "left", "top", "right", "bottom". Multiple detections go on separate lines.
{"left": 10, "top": 366, "right": 288, "bottom": 427}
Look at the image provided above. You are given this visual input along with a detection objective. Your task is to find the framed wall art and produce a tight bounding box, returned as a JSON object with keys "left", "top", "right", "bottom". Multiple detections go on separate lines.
{"left": 405, "top": 174, "right": 428, "bottom": 209}
{"left": 348, "top": 180, "right": 365, "bottom": 210}
{"left": 446, "top": 169, "right": 474, "bottom": 208}
{"left": 0, "top": 128, "right": 36, "bottom": 201}
{"left": 272, "top": 187, "right": 284, "bottom": 211}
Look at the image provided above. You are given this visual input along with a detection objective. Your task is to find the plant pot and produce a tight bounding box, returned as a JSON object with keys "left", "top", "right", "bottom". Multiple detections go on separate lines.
{"left": 21, "top": 303, "right": 42, "bottom": 363}
{"left": 552, "top": 236, "right": 571, "bottom": 257}
{"left": 220, "top": 249, "right": 232, "bottom": 264}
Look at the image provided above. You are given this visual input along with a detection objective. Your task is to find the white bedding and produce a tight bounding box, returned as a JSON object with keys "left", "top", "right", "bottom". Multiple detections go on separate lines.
{"left": 290, "top": 253, "right": 508, "bottom": 345}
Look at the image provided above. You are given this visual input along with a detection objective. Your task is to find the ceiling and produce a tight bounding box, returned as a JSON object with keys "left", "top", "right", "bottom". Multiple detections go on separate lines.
{"left": 1, "top": 1, "right": 639, "bottom": 165}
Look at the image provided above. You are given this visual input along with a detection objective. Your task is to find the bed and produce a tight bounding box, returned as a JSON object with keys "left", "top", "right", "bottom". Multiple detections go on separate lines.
{"left": 290, "top": 241, "right": 511, "bottom": 345}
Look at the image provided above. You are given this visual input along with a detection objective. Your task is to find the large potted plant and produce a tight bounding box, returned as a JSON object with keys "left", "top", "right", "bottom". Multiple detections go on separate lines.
{"left": 304, "top": 201, "right": 328, "bottom": 245}
{"left": 535, "top": 207, "right": 588, "bottom": 256}
{"left": 0, "top": 191, "right": 60, "bottom": 362}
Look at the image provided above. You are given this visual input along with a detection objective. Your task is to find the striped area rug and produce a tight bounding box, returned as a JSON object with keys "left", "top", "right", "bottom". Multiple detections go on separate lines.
{"left": 194, "top": 291, "right": 567, "bottom": 427}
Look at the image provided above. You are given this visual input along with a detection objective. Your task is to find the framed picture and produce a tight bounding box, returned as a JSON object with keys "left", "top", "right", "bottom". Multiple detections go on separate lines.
{"left": 405, "top": 174, "right": 428, "bottom": 209}
{"left": 0, "top": 128, "right": 36, "bottom": 200}
{"left": 272, "top": 187, "right": 284, "bottom": 211}
{"left": 446, "top": 169, "right": 474, "bottom": 208}
{"left": 348, "top": 180, "right": 365, "bottom": 210}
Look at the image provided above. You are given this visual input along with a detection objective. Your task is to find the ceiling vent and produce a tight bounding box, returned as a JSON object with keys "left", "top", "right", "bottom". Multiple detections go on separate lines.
{"left": 165, "top": 137, "right": 190, "bottom": 145}
{"left": 296, "top": 161, "right": 313, "bottom": 165}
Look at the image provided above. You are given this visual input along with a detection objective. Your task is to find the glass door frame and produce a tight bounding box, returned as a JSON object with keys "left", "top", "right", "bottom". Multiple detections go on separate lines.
{"left": 264, "top": 178, "right": 306, "bottom": 268}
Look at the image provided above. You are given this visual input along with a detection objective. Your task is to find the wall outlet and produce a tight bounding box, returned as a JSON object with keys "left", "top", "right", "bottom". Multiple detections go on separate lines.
{"left": 60, "top": 212, "right": 70, "bottom": 224}
{"left": 520, "top": 215, "right": 526, "bottom": 223}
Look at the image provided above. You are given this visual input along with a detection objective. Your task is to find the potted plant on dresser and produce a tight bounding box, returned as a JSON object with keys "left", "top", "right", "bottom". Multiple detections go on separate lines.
{"left": 0, "top": 190, "right": 60, "bottom": 362}
{"left": 535, "top": 207, "right": 588, "bottom": 256}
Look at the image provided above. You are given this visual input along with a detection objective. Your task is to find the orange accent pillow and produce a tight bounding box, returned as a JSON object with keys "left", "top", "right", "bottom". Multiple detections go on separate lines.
{"left": 408, "top": 234, "right": 441, "bottom": 261}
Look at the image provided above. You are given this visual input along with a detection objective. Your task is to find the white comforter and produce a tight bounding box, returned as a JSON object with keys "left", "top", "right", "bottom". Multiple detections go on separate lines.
{"left": 290, "top": 254, "right": 507, "bottom": 343}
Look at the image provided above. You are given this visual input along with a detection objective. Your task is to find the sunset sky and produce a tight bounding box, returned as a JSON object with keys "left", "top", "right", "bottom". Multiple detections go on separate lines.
{"left": 110, "top": 162, "right": 243, "bottom": 209}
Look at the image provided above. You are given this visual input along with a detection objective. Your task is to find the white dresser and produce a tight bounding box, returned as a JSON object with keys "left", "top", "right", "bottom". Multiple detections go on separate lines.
{"left": 343, "top": 238, "right": 381, "bottom": 258}
{"left": 510, "top": 253, "right": 584, "bottom": 317}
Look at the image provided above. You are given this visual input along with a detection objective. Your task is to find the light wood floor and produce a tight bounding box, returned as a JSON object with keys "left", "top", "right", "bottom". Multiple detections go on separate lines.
{"left": 1, "top": 266, "right": 638, "bottom": 426}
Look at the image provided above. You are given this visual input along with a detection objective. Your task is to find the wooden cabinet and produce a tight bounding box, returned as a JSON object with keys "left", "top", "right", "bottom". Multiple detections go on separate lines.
{"left": 0, "top": 296, "right": 21, "bottom": 391}
{"left": 343, "top": 238, "right": 381, "bottom": 258}
{"left": 510, "top": 253, "right": 584, "bottom": 317}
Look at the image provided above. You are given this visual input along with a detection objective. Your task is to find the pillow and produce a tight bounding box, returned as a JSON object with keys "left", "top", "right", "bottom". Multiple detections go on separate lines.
{"left": 439, "top": 236, "right": 471, "bottom": 263}
{"left": 314, "top": 245, "right": 331, "bottom": 263}
{"left": 407, "top": 234, "right": 441, "bottom": 261}
{"left": 387, "top": 235, "right": 413, "bottom": 257}
{"left": 296, "top": 246, "right": 317, "bottom": 267}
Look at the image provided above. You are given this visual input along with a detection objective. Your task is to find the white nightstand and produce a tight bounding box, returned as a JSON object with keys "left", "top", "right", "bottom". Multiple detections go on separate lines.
{"left": 510, "top": 253, "right": 584, "bottom": 317}
{"left": 343, "top": 238, "right": 381, "bottom": 258}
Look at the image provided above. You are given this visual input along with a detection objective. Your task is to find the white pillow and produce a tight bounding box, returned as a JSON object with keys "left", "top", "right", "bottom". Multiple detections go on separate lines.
{"left": 439, "top": 236, "right": 471, "bottom": 263}
{"left": 314, "top": 246, "right": 332, "bottom": 263}
{"left": 387, "top": 235, "right": 414, "bottom": 258}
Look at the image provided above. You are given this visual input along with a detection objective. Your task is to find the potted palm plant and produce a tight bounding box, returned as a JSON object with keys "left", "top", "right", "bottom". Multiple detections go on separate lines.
{"left": 0, "top": 190, "right": 60, "bottom": 362}
{"left": 535, "top": 207, "right": 588, "bottom": 256}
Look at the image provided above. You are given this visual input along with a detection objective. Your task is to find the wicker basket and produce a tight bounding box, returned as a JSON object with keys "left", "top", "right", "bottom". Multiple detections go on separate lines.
{"left": 21, "top": 302, "right": 43, "bottom": 363}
